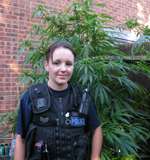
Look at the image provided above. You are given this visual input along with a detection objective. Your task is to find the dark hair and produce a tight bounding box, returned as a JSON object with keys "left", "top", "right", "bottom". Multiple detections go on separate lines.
{"left": 46, "top": 40, "right": 76, "bottom": 61}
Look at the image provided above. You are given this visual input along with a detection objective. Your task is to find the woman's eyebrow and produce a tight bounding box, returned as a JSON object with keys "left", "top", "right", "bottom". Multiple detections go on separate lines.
{"left": 52, "top": 58, "right": 61, "bottom": 62}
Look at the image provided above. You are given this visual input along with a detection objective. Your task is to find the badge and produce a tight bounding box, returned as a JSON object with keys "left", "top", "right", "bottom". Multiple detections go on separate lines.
{"left": 65, "top": 112, "right": 70, "bottom": 117}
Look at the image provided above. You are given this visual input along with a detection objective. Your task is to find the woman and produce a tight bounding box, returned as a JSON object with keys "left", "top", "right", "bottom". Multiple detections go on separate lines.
{"left": 14, "top": 41, "right": 103, "bottom": 160}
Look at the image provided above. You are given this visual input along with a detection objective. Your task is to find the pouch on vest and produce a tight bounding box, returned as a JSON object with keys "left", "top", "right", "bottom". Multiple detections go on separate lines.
{"left": 25, "top": 124, "right": 37, "bottom": 160}
{"left": 29, "top": 83, "right": 51, "bottom": 114}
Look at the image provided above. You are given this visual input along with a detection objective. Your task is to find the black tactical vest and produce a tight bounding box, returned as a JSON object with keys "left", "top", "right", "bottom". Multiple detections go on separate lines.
{"left": 25, "top": 83, "right": 90, "bottom": 160}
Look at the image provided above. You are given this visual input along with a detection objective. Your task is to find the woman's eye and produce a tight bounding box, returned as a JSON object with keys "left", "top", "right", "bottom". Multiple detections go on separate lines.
{"left": 66, "top": 62, "right": 73, "bottom": 66}
{"left": 52, "top": 60, "right": 73, "bottom": 66}
{"left": 52, "top": 61, "right": 60, "bottom": 65}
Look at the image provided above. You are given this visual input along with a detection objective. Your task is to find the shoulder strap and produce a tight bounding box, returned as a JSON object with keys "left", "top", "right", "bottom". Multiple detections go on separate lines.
{"left": 29, "top": 83, "right": 51, "bottom": 114}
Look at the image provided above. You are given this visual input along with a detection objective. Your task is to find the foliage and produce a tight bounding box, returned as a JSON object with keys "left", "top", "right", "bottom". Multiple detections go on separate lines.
{"left": 125, "top": 19, "right": 140, "bottom": 29}
{"left": 113, "top": 154, "right": 137, "bottom": 160}
{"left": 125, "top": 19, "right": 150, "bottom": 58}
{"left": 18, "top": 0, "right": 150, "bottom": 160}
{"left": 125, "top": 19, "right": 150, "bottom": 36}
{"left": 0, "top": 109, "right": 18, "bottom": 135}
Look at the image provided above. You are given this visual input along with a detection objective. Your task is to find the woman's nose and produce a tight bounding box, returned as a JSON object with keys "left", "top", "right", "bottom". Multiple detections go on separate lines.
{"left": 60, "top": 64, "right": 67, "bottom": 71}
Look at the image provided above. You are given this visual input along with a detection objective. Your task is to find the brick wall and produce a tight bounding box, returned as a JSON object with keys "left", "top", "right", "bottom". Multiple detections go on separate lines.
{"left": 0, "top": 0, "right": 150, "bottom": 112}
{"left": 99, "top": 0, "right": 150, "bottom": 26}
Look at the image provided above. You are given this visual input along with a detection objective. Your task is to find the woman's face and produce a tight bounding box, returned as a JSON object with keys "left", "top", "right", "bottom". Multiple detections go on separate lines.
{"left": 45, "top": 47, "right": 75, "bottom": 90}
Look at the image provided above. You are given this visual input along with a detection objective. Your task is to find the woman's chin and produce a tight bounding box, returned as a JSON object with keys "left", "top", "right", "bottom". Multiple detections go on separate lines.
{"left": 56, "top": 80, "right": 68, "bottom": 86}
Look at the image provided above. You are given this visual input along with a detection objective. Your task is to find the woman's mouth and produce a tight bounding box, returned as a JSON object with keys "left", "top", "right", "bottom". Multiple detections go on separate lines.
{"left": 57, "top": 75, "right": 67, "bottom": 79}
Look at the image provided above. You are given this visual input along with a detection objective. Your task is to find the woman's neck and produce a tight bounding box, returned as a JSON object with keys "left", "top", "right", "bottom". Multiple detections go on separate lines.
{"left": 48, "top": 80, "right": 68, "bottom": 91}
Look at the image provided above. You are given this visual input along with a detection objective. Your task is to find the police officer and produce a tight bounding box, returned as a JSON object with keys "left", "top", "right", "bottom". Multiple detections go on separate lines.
{"left": 14, "top": 41, "right": 103, "bottom": 160}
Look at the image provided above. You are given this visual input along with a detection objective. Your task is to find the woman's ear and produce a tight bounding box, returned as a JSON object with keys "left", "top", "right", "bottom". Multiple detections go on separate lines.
{"left": 44, "top": 61, "right": 49, "bottom": 72}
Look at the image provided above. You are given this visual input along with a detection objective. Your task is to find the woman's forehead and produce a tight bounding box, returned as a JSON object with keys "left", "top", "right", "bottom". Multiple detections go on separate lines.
{"left": 52, "top": 47, "right": 75, "bottom": 61}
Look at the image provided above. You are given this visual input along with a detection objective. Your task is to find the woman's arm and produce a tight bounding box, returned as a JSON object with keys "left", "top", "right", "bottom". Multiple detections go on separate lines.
{"left": 14, "top": 134, "right": 25, "bottom": 160}
{"left": 91, "top": 126, "right": 103, "bottom": 160}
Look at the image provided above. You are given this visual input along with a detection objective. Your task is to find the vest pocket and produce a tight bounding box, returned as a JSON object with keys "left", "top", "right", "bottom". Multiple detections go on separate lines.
{"left": 25, "top": 124, "right": 37, "bottom": 160}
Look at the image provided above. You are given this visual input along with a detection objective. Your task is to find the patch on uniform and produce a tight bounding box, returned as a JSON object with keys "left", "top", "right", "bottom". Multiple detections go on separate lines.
{"left": 65, "top": 117, "right": 85, "bottom": 127}
{"left": 40, "top": 116, "right": 49, "bottom": 123}
{"left": 71, "top": 117, "right": 85, "bottom": 126}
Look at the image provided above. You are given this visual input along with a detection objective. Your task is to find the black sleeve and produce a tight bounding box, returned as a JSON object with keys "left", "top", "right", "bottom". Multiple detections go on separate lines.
{"left": 16, "top": 90, "right": 32, "bottom": 139}
{"left": 87, "top": 95, "right": 101, "bottom": 132}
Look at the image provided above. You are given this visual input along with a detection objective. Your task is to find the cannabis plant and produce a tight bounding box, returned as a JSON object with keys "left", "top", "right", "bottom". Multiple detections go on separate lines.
{"left": 124, "top": 19, "right": 150, "bottom": 160}
{"left": 18, "top": 0, "right": 150, "bottom": 159}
